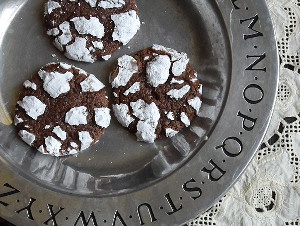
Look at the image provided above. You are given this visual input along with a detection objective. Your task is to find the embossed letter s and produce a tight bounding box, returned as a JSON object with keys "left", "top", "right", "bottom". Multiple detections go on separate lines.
{"left": 182, "top": 179, "right": 202, "bottom": 200}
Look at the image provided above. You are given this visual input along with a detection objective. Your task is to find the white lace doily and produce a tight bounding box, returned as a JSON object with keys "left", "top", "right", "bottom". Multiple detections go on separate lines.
{"left": 188, "top": 0, "right": 300, "bottom": 225}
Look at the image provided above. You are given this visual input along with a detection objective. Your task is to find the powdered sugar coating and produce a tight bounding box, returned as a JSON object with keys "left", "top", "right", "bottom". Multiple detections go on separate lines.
{"left": 188, "top": 96, "right": 202, "bottom": 116}
{"left": 181, "top": 112, "right": 190, "bottom": 127}
{"left": 85, "top": 0, "right": 97, "bottom": 7}
{"left": 199, "top": 84, "right": 203, "bottom": 95}
{"left": 67, "top": 148, "right": 79, "bottom": 155}
{"left": 39, "top": 70, "right": 74, "bottom": 98}
{"left": 112, "top": 55, "right": 138, "bottom": 88}
{"left": 124, "top": 82, "right": 140, "bottom": 96}
{"left": 135, "top": 121, "right": 156, "bottom": 143}
{"left": 38, "top": 145, "right": 46, "bottom": 154}
{"left": 65, "top": 106, "right": 88, "bottom": 126}
{"left": 19, "top": 130, "right": 36, "bottom": 146}
{"left": 94, "top": 108, "right": 111, "bottom": 128}
{"left": 92, "top": 41, "right": 104, "bottom": 50}
{"left": 152, "top": 44, "right": 189, "bottom": 76}
{"left": 80, "top": 74, "right": 105, "bottom": 92}
{"left": 172, "top": 54, "right": 189, "bottom": 76}
{"left": 78, "top": 131, "right": 93, "bottom": 150}
{"left": 146, "top": 55, "right": 171, "bottom": 87}
{"left": 65, "top": 37, "right": 94, "bottom": 63}
{"left": 167, "top": 85, "right": 191, "bottom": 100}
{"left": 60, "top": 62, "right": 72, "bottom": 70}
{"left": 152, "top": 44, "right": 185, "bottom": 61}
{"left": 23, "top": 80, "right": 37, "bottom": 90}
{"left": 111, "top": 10, "right": 140, "bottom": 45}
{"left": 102, "top": 55, "right": 111, "bottom": 61}
{"left": 71, "top": 17, "right": 105, "bottom": 39}
{"left": 130, "top": 100, "right": 159, "bottom": 121}
{"left": 17, "top": 96, "right": 46, "bottom": 120}
{"left": 47, "top": 28, "right": 59, "bottom": 36}
{"left": 130, "top": 100, "right": 160, "bottom": 143}
{"left": 76, "top": 67, "right": 88, "bottom": 76}
{"left": 165, "top": 128, "right": 178, "bottom": 138}
{"left": 166, "top": 112, "right": 175, "bottom": 120}
{"left": 170, "top": 78, "right": 184, "bottom": 85}
{"left": 112, "top": 104, "right": 134, "bottom": 127}
{"left": 45, "top": 136, "right": 62, "bottom": 156}
{"left": 45, "top": 1, "right": 61, "bottom": 14}
{"left": 191, "top": 73, "right": 198, "bottom": 82}
{"left": 52, "top": 126, "right": 67, "bottom": 140}
{"left": 152, "top": 44, "right": 189, "bottom": 77}
{"left": 70, "top": 142, "right": 78, "bottom": 148}
{"left": 98, "top": 0, "right": 125, "bottom": 8}
{"left": 14, "top": 115, "right": 24, "bottom": 126}
{"left": 55, "top": 22, "right": 73, "bottom": 50}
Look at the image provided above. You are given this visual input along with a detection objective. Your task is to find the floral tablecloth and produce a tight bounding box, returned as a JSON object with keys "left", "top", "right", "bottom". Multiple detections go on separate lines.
{"left": 188, "top": 0, "right": 300, "bottom": 225}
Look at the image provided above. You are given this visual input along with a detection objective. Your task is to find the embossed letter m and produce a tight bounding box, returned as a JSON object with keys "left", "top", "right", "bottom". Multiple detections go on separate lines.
{"left": 240, "top": 15, "right": 263, "bottom": 40}
{"left": 74, "top": 211, "right": 98, "bottom": 226}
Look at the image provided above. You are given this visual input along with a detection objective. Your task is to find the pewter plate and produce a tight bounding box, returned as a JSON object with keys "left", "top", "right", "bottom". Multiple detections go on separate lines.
{"left": 0, "top": 0, "right": 278, "bottom": 225}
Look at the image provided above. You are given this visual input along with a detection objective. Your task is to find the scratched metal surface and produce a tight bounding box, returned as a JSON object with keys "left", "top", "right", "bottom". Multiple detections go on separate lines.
{"left": 0, "top": 0, "right": 278, "bottom": 225}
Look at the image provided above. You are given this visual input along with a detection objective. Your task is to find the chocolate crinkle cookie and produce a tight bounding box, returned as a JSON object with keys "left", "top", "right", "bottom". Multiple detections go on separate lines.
{"left": 110, "top": 45, "right": 203, "bottom": 143}
{"left": 44, "top": 0, "right": 141, "bottom": 63}
{"left": 15, "top": 62, "right": 111, "bottom": 157}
